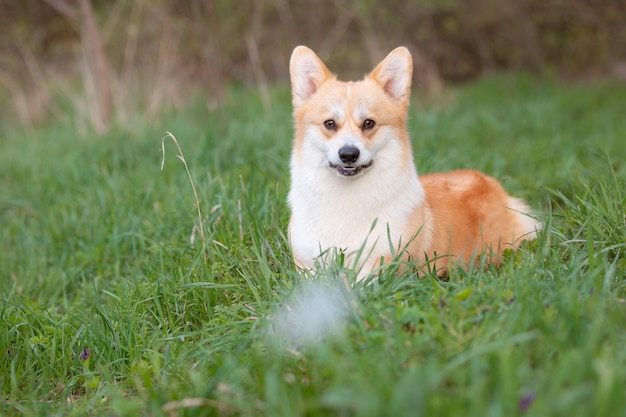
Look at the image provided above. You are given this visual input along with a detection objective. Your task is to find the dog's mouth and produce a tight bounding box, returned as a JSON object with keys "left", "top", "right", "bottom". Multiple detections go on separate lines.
{"left": 328, "top": 160, "right": 373, "bottom": 177}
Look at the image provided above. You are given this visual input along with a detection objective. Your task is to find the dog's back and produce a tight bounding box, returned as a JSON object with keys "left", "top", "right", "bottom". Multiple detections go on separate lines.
{"left": 413, "top": 170, "right": 538, "bottom": 273}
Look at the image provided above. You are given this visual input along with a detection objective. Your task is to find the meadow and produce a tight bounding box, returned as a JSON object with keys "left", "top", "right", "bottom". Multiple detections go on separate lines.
{"left": 1, "top": 75, "right": 625, "bottom": 416}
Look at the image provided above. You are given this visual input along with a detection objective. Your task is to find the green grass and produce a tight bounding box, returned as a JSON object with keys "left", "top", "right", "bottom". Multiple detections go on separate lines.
{"left": 1, "top": 75, "right": 625, "bottom": 416}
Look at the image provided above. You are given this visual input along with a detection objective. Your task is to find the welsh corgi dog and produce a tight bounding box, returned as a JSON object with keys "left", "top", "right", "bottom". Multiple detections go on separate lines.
{"left": 287, "top": 45, "right": 540, "bottom": 281}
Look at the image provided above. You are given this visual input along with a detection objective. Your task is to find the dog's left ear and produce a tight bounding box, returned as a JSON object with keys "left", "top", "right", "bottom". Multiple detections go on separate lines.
{"left": 290, "top": 46, "right": 334, "bottom": 107}
{"left": 368, "top": 47, "right": 413, "bottom": 104}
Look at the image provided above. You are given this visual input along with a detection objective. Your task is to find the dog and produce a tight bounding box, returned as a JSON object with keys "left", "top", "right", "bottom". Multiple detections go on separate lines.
{"left": 287, "top": 45, "right": 540, "bottom": 281}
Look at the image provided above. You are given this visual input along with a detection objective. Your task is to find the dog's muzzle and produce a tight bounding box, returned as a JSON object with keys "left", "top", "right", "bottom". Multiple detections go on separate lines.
{"left": 329, "top": 145, "right": 373, "bottom": 176}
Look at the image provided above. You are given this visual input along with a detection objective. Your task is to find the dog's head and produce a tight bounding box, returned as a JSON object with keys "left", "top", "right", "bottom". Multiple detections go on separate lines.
{"left": 289, "top": 46, "right": 413, "bottom": 178}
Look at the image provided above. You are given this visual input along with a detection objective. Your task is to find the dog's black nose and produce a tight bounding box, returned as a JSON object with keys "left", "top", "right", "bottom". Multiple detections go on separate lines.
{"left": 338, "top": 146, "right": 360, "bottom": 164}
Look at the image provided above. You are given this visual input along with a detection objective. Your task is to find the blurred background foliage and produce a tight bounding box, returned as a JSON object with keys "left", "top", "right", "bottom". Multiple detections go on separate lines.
{"left": 0, "top": 0, "right": 624, "bottom": 131}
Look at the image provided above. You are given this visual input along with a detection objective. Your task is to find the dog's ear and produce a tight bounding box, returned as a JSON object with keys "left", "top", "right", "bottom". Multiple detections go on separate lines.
{"left": 290, "top": 46, "right": 334, "bottom": 107}
{"left": 368, "top": 47, "right": 413, "bottom": 104}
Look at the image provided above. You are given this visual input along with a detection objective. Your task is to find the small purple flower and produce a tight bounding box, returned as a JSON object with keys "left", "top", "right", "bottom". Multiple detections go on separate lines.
{"left": 80, "top": 347, "right": 90, "bottom": 361}
{"left": 7, "top": 349, "right": 10, "bottom": 359}
{"left": 519, "top": 391, "right": 536, "bottom": 412}
{"left": 439, "top": 299, "right": 445, "bottom": 309}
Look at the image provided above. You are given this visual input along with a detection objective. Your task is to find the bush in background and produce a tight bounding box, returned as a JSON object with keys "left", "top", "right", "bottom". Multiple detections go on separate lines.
{"left": 0, "top": 0, "right": 624, "bottom": 131}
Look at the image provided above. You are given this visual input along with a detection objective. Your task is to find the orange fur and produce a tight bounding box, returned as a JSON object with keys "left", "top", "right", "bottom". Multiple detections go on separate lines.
{"left": 404, "top": 170, "right": 536, "bottom": 274}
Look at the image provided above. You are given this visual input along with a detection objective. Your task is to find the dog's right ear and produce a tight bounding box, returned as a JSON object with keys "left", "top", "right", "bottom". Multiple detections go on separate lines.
{"left": 289, "top": 46, "right": 334, "bottom": 107}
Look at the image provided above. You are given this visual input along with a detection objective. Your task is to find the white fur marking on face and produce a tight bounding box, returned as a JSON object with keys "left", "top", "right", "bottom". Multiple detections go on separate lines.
{"left": 330, "top": 107, "right": 343, "bottom": 124}
{"left": 356, "top": 107, "right": 368, "bottom": 122}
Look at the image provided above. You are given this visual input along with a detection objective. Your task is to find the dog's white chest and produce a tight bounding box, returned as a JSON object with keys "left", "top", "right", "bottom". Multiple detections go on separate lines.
{"left": 288, "top": 163, "right": 424, "bottom": 277}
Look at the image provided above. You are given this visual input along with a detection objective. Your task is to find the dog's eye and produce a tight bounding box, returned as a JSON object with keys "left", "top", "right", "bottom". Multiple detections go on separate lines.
{"left": 323, "top": 119, "right": 337, "bottom": 131}
{"left": 362, "top": 119, "right": 376, "bottom": 130}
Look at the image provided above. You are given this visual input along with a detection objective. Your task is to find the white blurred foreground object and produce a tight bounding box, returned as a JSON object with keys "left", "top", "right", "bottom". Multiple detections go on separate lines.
{"left": 275, "top": 281, "right": 349, "bottom": 344}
